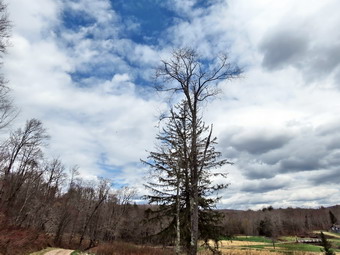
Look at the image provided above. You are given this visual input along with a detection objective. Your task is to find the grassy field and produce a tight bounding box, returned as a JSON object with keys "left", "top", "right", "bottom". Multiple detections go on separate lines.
{"left": 211, "top": 232, "right": 340, "bottom": 254}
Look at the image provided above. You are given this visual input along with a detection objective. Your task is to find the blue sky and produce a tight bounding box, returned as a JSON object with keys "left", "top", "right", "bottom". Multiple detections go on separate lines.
{"left": 109, "top": 0, "right": 177, "bottom": 44}
{"left": 4, "top": 0, "right": 340, "bottom": 210}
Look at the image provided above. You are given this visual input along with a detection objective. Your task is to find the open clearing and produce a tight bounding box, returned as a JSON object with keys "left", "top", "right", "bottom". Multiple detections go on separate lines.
{"left": 213, "top": 233, "right": 340, "bottom": 254}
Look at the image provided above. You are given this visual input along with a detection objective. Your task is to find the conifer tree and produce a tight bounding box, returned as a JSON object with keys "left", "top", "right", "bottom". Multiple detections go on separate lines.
{"left": 320, "top": 231, "right": 335, "bottom": 255}
{"left": 150, "top": 49, "right": 241, "bottom": 255}
{"left": 144, "top": 100, "right": 230, "bottom": 254}
{"left": 329, "top": 210, "right": 338, "bottom": 225}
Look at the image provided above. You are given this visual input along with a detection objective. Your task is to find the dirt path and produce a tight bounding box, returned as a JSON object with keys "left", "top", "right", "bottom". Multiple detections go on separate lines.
{"left": 324, "top": 231, "right": 340, "bottom": 238}
{"left": 44, "top": 249, "right": 74, "bottom": 255}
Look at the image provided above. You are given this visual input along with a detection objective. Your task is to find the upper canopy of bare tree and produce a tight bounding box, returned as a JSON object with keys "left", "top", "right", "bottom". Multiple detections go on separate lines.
{"left": 156, "top": 48, "right": 242, "bottom": 103}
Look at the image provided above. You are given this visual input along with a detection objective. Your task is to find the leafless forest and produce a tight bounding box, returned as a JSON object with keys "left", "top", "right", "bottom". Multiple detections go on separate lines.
{"left": 1, "top": 164, "right": 339, "bottom": 254}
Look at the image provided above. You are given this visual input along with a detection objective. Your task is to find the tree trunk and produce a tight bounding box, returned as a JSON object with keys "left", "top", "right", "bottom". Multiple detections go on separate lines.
{"left": 189, "top": 103, "right": 199, "bottom": 255}
{"left": 175, "top": 177, "right": 181, "bottom": 254}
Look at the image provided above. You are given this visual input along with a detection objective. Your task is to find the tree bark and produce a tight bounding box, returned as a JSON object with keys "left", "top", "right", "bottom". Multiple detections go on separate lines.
{"left": 175, "top": 177, "right": 181, "bottom": 255}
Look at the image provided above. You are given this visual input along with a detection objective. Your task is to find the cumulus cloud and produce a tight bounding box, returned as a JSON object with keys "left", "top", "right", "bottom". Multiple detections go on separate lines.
{"left": 4, "top": 0, "right": 164, "bottom": 181}
{"left": 260, "top": 29, "right": 309, "bottom": 71}
{"left": 229, "top": 128, "right": 292, "bottom": 155}
{"left": 258, "top": 1, "right": 340, "bottom": 84}
{"left": 240, "top": 177, "right": 290, "bottom": 193}
{"left": 190, "top": 0, "right": 340, "bottom": 208}
{"left": 4, "top": 0, "right": 340, "bottom": 209}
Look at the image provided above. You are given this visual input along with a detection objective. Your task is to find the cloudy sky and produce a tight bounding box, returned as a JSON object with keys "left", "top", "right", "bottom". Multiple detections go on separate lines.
{"left": 3, "top": 0, "right": 340, "bottom": 210}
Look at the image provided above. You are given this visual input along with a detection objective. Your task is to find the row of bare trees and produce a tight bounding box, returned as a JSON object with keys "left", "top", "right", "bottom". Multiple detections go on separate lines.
{"left": 0, "top": 1, "right": 150, "bottom": 250}
{"left": 0, "top": 119, "right": 142, "bottom": 249}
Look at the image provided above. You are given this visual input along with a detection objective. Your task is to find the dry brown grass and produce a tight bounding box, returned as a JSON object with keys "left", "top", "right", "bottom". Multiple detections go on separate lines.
{"left": 219, "top": 241, "right": 269, "bottom": 247}
{"left": 197, "top": 239, "right": 332, "bottom": 255}
{"left": 232, "top": 250, "right": 321, "bottom": 255}
{"left": 89, "top": 242, "right": 175, "bottom": 255}
{"left": 0, "top": 213, "right": 50, "bottom": 255}
{"left": 198, "top": 248, "right": 324, "bottom": 255}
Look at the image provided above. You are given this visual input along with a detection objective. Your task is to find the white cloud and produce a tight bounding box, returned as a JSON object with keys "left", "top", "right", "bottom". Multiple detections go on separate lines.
{"left": 3, "top": 0, "right": 340, "bottom": 209}
{"left": 4, "top": 0, "right": 164, "bottom": 182}
{"left": 7, "top": 0, "right": 60, "bottom": 41}
{"left": 163, "top": 0, "right": 340, "bottom": 208}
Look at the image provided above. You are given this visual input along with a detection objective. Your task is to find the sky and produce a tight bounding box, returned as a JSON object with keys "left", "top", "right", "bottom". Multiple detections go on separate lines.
{"left": 3, "top": 0, "right": 340, "bottom": 210}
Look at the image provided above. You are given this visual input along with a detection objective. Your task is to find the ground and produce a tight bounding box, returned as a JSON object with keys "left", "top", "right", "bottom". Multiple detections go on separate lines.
{"left": 30, "top": 231, "right": 340, "bottom": 255}
{"left": 212, "top": 232, "right": 340, "bottom": 255}
{"left": 44, "top": 249, "right": 74, "bottom": 255}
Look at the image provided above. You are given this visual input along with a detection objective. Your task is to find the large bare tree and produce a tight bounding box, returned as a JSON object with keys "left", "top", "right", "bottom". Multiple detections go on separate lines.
{"left": 146, "top": 48, "right": 241, "bottom": 254}
{"left": 0, "top": 119, "right": 49, "bottom": 213}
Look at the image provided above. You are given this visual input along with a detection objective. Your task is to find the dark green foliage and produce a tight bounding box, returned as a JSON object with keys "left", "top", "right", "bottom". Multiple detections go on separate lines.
{"left": 143, "top": 100, "right": 229, "bottom": 252}
{"left": 257, "top": 217, "right": 273, "bottom": 237}
{"left": 329, "top": 211, "right": 338, "bottom": 225}
{"left": 320, "top": 231, "right": 335, "bottom": 255}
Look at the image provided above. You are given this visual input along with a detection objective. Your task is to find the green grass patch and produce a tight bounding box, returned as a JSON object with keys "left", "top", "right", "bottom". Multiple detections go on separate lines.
{"left": 220, "top": 234, "right": 340, "bottom": 253}
{"left": 276, "top": 243, "right": 322, "bottom": 252}
{"left": 233, "top": 236, "right": 273, "bottom": 243}
{"left": 238, "top": 244, "right": 268, "bottom": 249}
{"left": 70, "top": 251, "right": 95, "bottom": 255}
{"left": 279, "top": 236, "right": 297, "bottom": 242}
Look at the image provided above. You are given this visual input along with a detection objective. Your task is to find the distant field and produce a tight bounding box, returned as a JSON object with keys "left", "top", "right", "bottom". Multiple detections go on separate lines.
{"left": 202, "top": 232, "right": 340, "bottom": 254}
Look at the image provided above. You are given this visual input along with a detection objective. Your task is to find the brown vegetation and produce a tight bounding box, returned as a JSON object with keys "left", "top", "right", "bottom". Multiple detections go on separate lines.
{"left": 0, "top": 213, "right": 50, "bottom": 255}
{"left": 90, "top": 241, "right": 175, "bottom": 255}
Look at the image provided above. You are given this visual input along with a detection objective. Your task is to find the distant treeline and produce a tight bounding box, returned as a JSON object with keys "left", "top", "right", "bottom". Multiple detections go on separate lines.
{"left": 220, "top": 205, "right": 340, "bottom": 237}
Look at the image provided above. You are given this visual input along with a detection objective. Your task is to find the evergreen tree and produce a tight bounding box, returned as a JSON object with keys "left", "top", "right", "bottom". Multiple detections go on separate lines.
{"left": 320, "top": 231, "right": 335, "bottom": 255}
{"left": 144, "top": 99, "right": 231, "bottom": 254}
{"left": 329, "top": 210, "right": 338, "bottom": 225}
